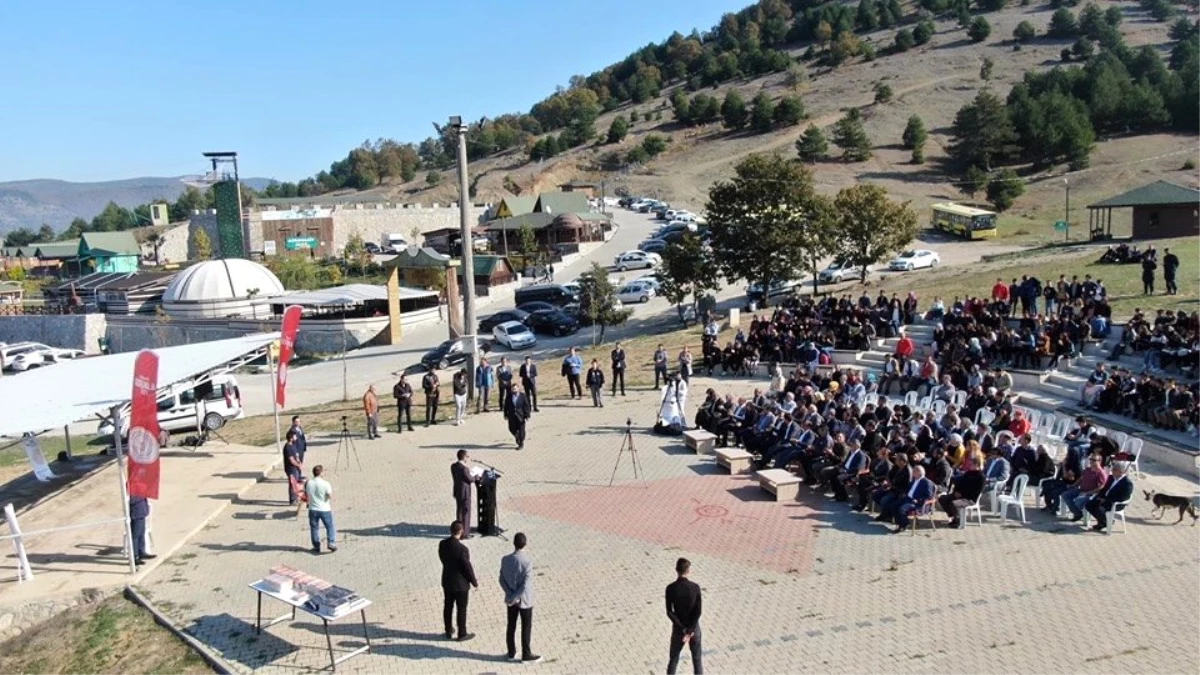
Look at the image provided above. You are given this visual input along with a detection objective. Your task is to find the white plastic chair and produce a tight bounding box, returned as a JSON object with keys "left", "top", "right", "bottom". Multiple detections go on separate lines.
{"left": 1047, "top": 417, "right": 1073, "bottom": 443}
{"left": 999, "top": 475, "right": 1030, "bottom": 524}
{"left": 904, "top": 391, "right": 919, "bottom": 409}
{"left": 1093, "top": 426, "right": 1108, "bottom": 437}
{"left": 1084, "top": 498, "right": 1130, "bottom": 534}
{"left": 1029, "top": 466, "right": 1057, "bottom": 507}
{"left": 1109, "top": 431, "right": 1128, "bottom": 451}
{"left": 918, "top": 396, "right": 933, "bottom": 412}
{"left": 975, "top": 408, "right": 996, "bottom": 427}
{"left": 952, "top": 390, "right": 967, "bottom": 408}
{"left": 932, "top": 399, "right": 948, "bottom": 416}
{"left": 1036, "top": 413, "right": 1056, "bottom": 435}
{"left": 1121, "top": 438, "right": 1144, "bottom": 476}
{"left": 1024, "top": 409, "right": 1042, "bottom": 430}
{"left": 962, "top": 491, "right": 986, "bottom": 527}
{"left": 909, "top": 499, "right": 938, "bottom": 535}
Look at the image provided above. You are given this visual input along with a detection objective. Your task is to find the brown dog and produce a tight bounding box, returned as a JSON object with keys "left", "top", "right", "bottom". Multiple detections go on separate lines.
{"left": 1144, "top": 490, "right": 1199, "bottom": 525}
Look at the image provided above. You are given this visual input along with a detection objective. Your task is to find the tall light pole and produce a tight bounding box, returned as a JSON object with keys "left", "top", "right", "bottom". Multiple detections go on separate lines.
{"left": 451, "top": 116, "right": 478, "bottom": 401}
{"left": 1063, "top": 177, "right": 1071, "bottom": 243}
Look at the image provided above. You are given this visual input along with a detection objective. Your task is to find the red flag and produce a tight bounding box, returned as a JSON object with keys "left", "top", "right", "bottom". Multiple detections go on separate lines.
{"left": 127, "top": 350, "right": 161, "bottom": 500}
{"left": 276, "top": 305, "right": 302, "bottom": 408}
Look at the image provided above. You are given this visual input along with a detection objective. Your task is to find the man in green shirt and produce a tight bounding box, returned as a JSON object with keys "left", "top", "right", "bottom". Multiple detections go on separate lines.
{"left": 304, "top": 465, "right": 336, "bottom": 554}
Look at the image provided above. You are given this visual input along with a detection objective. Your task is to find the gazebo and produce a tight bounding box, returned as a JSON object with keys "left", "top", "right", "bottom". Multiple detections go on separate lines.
{"left": 1086, "top": 180, "right": 1200, "bottom": 240}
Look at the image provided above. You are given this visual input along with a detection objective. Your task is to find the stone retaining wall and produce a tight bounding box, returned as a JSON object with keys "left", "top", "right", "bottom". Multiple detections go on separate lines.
{"left": 0, "top": 587, "right": 115, "bottom": 643}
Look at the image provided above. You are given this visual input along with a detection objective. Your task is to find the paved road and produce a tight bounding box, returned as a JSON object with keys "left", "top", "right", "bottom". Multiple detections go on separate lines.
{"left": 139, "top": 378, "right": 1200, "bottom": 674}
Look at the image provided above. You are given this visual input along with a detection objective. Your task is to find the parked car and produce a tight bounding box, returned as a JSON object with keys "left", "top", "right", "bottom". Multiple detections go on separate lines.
{"left": 492, "top": 321, "right": 538, "bottom": 350}
{"left": 818, "top": 260, "right": 873, "bottom": 283}
{"left": 746, "top": 279, "right": 801, "bottom": 303}
{"left": 516, "top": 301, "right": 559, "bottom": 315}
{"left": 478, "top": 309, "right": 530, "bottom": 333}
{"left": 514, "top": 283, "right": 579, "bottom": 307}
{"left": 638, "top": 239, "right": 668, "bottom": 253}
{"left": 364, "top": 242, "right": 382, "bottom": 254}
{"left": 617, "top": 281, "right": 656, "bottom": 304}
{"left": 98, "top": 374, "right": 244, "bottom": 438}
{"left": 525, "top": 309, "right": 580, "bottom": 337}
{"left": 650, "top": 204, "right": 671, "bottom": 217}
{"left": 5, "top": 345, "right": 52, "bottom": 372}
{"left": 637, "top": 200, "right": 663, "bottom": 213}
{"left": 635, "top": 273, "right": 662, "bottom": 291}
{"left": 888, "top": 249, "right": 941, "bottom": 271}
{"left": 420, "top": 339, "right": 471, "bottom": 370}
{"left": 613, "top": 250, "right": 661, "bottom": 271}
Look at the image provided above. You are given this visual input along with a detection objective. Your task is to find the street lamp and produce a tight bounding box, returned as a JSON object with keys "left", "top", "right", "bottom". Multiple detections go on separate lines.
{"left": 450, "top": 116, "right": 478, "bottom": 401}
{"left": 1063, "top": 177, "right": 1071, "bottom": 243}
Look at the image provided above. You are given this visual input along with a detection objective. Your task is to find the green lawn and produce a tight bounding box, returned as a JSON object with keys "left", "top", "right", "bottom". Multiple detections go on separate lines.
{"left": 868, "top": 236, "right": 1197, "bottom": 320}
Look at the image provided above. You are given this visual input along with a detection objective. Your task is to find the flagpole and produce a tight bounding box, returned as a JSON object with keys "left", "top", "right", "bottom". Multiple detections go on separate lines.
{"left": 269, "top": 348, "right": 282, "bottom": 451}
{"left": 111, "top": 405, "right": 137, "bottom": 574}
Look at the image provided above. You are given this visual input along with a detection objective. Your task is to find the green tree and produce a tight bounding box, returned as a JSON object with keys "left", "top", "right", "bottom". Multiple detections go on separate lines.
{"left": 913, "top": 19, "right": 936, "bottom": 45}
{"left": 642, "top": 134, "right": 669, "bottom": 157}
{"left": 874, "top": 82, "right": 894, "bottom": 103}
{"left": 894, "top": 29, "right": 915, "bottom": 52}
{"left": 64, "top": 217, "right": 88, "bottom": 239}
{"left": 577, "top": 262, "right": 631, "bottom": 343}
{"left": 750, "top": 92, "right": 776, "bottom": 133}
{"left": 1105, "top": 5, "right": 1124, "bottom": 28}
{"left": 721, "top": 90, "right": 749, "bottom": 129}
{"left": 343, "top": 232, "right": 369, "bottom": 276}
{"left": 830, "top": 184, "right": 919, "bottom": 283}
{"left": 985, "top": 168, "right": 1025, "bottom": 210}
{"left": 962, "top": 165, "right": 990, "bottom": 198}
{"left": 957, "top": 5, "right": 972, "bottom": 28}
{"left": 626, "top": 146, "right": 650, "bottom": 164}
{"left": 606, "top": 115, "right": 629, "bottom": 143}
{"left": 829, "top": 31, "right": 862, "bottom": 66}
{"left": 980, "top": 57, "right": 994, "bottom": 82}
{"left": 1168, "top": 17, "right": 1196, "bottom": 41}
{"left": 948, "top": 89, "right": 1018, "bottom": 170}
{"left": 690, "top": 93, "right": 721, "bottom": 124}
{"left": 796, "top": 124, "right": 829, "bottom": 162}
{"left": 1078, "top": 2, "right": 1107, "bottom": 39}
{"left": 976, "top": 0, "right": 1007, "bottom": 11}
{"left": 1013, "top": 20, "right": 1036, "bottom": 42}
{"left": 518, "top": 223, "right": 538, "bottom": 271}
{"left": 191, "top": 227, "right": 212, "bottom": 261}
{"left": 1072, "top": 36, "right": 1095, "bottom": 59}
{"left": 2, "top": 227, "right": 37, "bottom": 247}
{"left": 671, "top": 89, "right": 692, "bottom": 125}
{"left": 902, "top": 114, "right": 928, "bottom": 155}
{"left": 1048, "top": 8, "right": 1079, "bottom": 37}
{"left": 784, "top": 63, "right": 808, "bottom": 91}
{"left": 704, "top": 152, "right": 834, "bottom": 306}
{"left": 831, "top": 108, "right": 873, "bottom": 161}
{"left": 773, "top": 95, "right": 805, "bottom": 126}
{"left": 968, "top": 16, "right": 992, "bottom": 42}
{"left": 270, "top": 254, "right": 321, "bottom": 290}
{"left": 426, "top": 170, "right": 443, "bottom": 187}
{"left": 658, "top": 233, "right": 721, "bottom": 324}
{"left": 90, "top": 201, "right": 137, "bottom": 232}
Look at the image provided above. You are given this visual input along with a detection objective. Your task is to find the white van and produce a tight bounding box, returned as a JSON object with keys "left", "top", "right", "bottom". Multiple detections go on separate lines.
{"left": 98, "top": 374, "right": 244, "bottom": 438}
{"left": 384, "top": 233, "right": 408, "bottom": 253}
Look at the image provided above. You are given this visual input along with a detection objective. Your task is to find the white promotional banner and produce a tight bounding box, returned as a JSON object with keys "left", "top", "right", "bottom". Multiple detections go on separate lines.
{"left": 22, "top": 434, "right": 55, "bottom": 482}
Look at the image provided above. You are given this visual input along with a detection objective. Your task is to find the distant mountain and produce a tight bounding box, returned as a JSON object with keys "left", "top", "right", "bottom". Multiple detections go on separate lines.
{"left": 0, "top": 176, "right": 274, "bottom": 234}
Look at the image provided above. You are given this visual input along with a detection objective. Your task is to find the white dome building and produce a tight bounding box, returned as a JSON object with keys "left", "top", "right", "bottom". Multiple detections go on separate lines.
{"left": 162, "top": 259, "right": 285, "bottom": 319}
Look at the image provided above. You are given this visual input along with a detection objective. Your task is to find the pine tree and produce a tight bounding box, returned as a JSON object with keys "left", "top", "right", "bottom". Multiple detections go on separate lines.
{"left": 948, "top": 90, "right": 1017, "bottom": 170}
{"left": 831, "top": 109, "right": 873, "bottom": 161}
{"left": 796, "top": 124, "right": 829, "bottom": 162}
{"left": 986, "top": 168, "right": 1024, "bottom": 210}
{"left": 721, "top": 90, "right": 749, "bottom": 129}
{"left": 773, "top": 95, "right": 806, "bottom": 127}
{"left": 606, "top": 116, "right": 629, "bottom": 144}
{"left": 750, "top": 92, "right": 776, "bottom": 133}
{"left": 901, "top": 115, "right": 927, "bottom": 150}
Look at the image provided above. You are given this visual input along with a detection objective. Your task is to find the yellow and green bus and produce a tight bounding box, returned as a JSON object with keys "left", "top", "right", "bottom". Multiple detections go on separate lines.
{"left": 931, "top": 202, "right": 998, "bottom": 240}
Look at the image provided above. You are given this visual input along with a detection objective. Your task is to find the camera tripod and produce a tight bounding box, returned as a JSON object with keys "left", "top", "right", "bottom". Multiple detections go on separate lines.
{"left": 335, "top": 417, "right": 362, "bottom": 471}
{"left": 608, "top": 422, "right": 645, "bottom": 487}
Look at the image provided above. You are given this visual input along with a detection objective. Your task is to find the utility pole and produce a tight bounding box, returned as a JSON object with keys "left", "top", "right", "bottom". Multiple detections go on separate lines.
{"left": 452, "top": 117, "right": 478, "bottom": 401}
{"left": 1063, "top": 178, "right": 1071, "bottom": 243}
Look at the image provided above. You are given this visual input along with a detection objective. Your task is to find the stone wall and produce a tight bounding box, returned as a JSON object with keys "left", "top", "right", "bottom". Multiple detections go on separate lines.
{"left": 147, "top": 222, "right": 191, "bottom": 265}
{"left": 0, "top": 587, "right": 114, "bottom": 643}
{"left": 249, "top": 203, "right": 488, "bottom": 256}
{"left": 0, "top": 314, "right": 108, "bottom": 354}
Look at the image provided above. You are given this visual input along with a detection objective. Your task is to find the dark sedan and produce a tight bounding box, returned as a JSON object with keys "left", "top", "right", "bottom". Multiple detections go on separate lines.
{"left": 478, "top": 308, "right": 530, "bottom": 333}
{"left": 638, "top": 239, "right": 668, "bottom": 253}
{"left": 525, "top": 310, "right": 580, "bottom": 337}
{"left": 517, "top": 301, "right": 559, "bottom": 314}
{"left": 420, "top": 339, "right": 469, "bottom": 370}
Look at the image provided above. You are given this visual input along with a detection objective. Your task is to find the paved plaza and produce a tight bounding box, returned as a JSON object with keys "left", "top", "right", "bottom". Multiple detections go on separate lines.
{"left": 140, "top": 376, "right": 1200, "bottom": 674}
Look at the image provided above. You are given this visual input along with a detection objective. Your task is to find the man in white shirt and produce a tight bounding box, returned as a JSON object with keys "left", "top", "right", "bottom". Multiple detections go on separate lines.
{"left": 304, "top": 465, "right": 336, "bottom": 554}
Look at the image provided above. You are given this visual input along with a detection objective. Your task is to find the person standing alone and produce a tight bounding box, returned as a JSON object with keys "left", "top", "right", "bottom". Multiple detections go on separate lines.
{"left": 305, "top": 465, "right": 337, "bottom": 553}
{"left": 393, "top": 374, "right": 414, "bottom": 433}
{"left": 562, "top": 348, "right": 583, "bottom": 399}
{"left": 586, "top": 359, "right": 606, "bottom": 407}
{"left": 438, "top": 520, "right": 478, "bottom": 641}
{"left": 654, "top": 344, "right": 669, "bottom": 389}
{"left": 1163, "top": 247, "right": 1179, "bottom": 295}
{"left": 665, "top": 557, "right": 703, "bottom": 675}
{"left": 505, "top": 384, "right": 532, "bottom": 449}
{"left": 498, "top": 532, "right": 541, "bottom": 663}
{"left": 453, "top": 368, "right": 468, "bottom": 426}
{"left": 423, "top": 368, "right": 440, "bottom": 426}
{"left": 362, "top": 385, "right": 380, "bottom": 439}
{"left": 611, "top": 341, "right": 627, "bottom": 396}
{"left": 520, "top": 356, "right": 539, "bottom": 413}
{"left": 475, "top": 358, "right": 495, "bottom": 413}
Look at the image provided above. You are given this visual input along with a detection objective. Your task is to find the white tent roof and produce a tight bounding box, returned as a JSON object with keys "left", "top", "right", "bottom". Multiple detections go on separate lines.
{"left": 0, "top": 333, "right": 278, "bottom": 437}
{"left": 264, "top": 283, "right": 436, "bottom": 307}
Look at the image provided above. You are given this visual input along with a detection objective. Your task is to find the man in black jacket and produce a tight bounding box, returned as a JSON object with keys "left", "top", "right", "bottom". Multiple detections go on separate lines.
{"left": 438, "top": 520, "right": 479, "bottom": 641}
{"left": 422, "top": 368, "right": 440, "bottom": 426}
{"left": 519, "top": 356, "right": 539, "bottom": 413}
{"left": 1163, "top": 247, "right": 1179, "bottom": 295}
{"left": 665, "top": 557, "right": 703, "bottom": 675}
{"left": 393, "top": 375, "right": 414, "bottom": 432}
{"left": 611, "top": 342, "right": 627, "bottom": 396}
{"left": 505, "top": 384, "right": 533, "bottom": 450}
{"left": 451, "top": 450, "right": 477, "bottom": 537}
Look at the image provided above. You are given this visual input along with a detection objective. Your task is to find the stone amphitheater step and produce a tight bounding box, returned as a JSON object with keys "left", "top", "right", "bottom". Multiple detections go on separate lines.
{"left": 1047, "top": 371, "right": 1086, "bottom": 387}
{"left": 1038, "top": 380, "right": 1081, "bottom": 401}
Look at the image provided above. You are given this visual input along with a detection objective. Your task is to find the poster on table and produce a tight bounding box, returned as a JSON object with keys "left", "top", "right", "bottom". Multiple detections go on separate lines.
{"left": 276, "top": 305, "right": 302, "bottom": 408}
{"left": 127, "top": 350, "right": 162, "bottom": 500}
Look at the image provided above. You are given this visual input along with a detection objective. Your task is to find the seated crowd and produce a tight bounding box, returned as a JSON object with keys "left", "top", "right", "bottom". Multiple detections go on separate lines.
{"left": 691, "top": 365, "right": 1136, "bottom": 534}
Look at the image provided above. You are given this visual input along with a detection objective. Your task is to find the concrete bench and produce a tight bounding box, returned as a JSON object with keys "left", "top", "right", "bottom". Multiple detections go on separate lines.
{"left": 683, "top": 429, "right": 717, "bottom": 456}
{"left": 756, "top": 468, "right": 802, "bottom": 501}
{"left": 716, "top": 447, "right": 753, "bottom": 474}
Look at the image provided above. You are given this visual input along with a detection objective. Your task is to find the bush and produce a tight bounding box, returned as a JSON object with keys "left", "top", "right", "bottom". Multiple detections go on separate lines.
{"left": 967, "top": 16, "right": 992, "bottom": 42}
{"left": 913, "top": 19, "right": 936, "bottom": 45}
{"left": 1072, "top": 37, "right": 1095, "bottom": 60}
{"left": 1013, "top": 20, "right": 1036, "bottom": 43}
{"left": 642, "top": 134, "right": 669, "bottom": 157}
{"left": 1048, "top": 8, "right": 1079, "bottom": 38}
{"left": 894, "top": 28, "right": 915, "bottom": 52}
{"left": 625, "top": 146, "right": 649, "bottom": 165}
{"left": 986, "top": 168, "right": 1025, "bottom": 211}
{"left": 874, "top": 82, "right": 894, "bottom": 103}
{"left": 1183, "top": 158, "right": 1198, "bottom": 170}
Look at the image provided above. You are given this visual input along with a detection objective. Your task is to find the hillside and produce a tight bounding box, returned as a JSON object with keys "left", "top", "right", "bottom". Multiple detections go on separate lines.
{"left": 375, "top": 0, "right": 1198, "bottom": 242}
{"left": 0, "top": 176, "right": 273, "bottom": 234}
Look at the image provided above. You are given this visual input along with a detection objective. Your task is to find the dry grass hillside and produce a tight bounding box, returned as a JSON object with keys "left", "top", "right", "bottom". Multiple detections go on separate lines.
{"left": 378, "top": 1, "right": 1198, "bottom": 243}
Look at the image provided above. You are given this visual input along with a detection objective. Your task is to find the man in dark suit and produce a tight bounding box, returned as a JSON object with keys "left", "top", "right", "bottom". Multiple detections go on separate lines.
{"left": 519, "top": 356, "right": 539, "bottom": 413}
{"left": 828, "top": 442, "right": 869, "bottom": 502}
{"left": 505, "top": 383, "right": 532, "bottom": 450}
{"left": 451, "top": 450, "right": 477, "bottom": 537}
{"left": 610, "top": 342, "right": 627, "bottom": 396}
{"left": 423, "top": 368, "right": 440, "bottom": 426}
{"left": 892, "top": 465, "right": 936, "bottom": 534}
{"left": 129, "top": 495, "right": 156, "bottom": 566}
{"left": 438, "top": 520, "right": 478, "bottom": 641}
{"left": 287, "top": 416, "right": 307, "bottom": 463}
{"left": 665, "top": 557, "right": 703, "bottom": 675}
{"left": 1085, "top": 461, "right": 1134, "bottom": 532}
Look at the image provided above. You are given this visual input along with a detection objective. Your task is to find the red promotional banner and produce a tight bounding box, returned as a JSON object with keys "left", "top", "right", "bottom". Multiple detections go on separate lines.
{"left": 276, "top": 305, "right": 302, "bottom": 408}
{"left": 127, "top": 350, "right": 162, "bottom": 500}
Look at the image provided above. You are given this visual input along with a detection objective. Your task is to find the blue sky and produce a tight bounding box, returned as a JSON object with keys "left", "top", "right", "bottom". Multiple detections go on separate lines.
{"left": 0, "top": 0, "right": 738, "bottom": 183}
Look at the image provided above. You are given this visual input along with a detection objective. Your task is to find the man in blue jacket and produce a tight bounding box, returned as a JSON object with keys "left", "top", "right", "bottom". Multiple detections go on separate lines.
{"left": 562, "top": 348, "right": 583, "bottom": 400}
{"left": 475, "top": 358, "right": 495, "bottom": 413}
{"left": 892, "top": 465, "right": 936, "bottom": 534}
